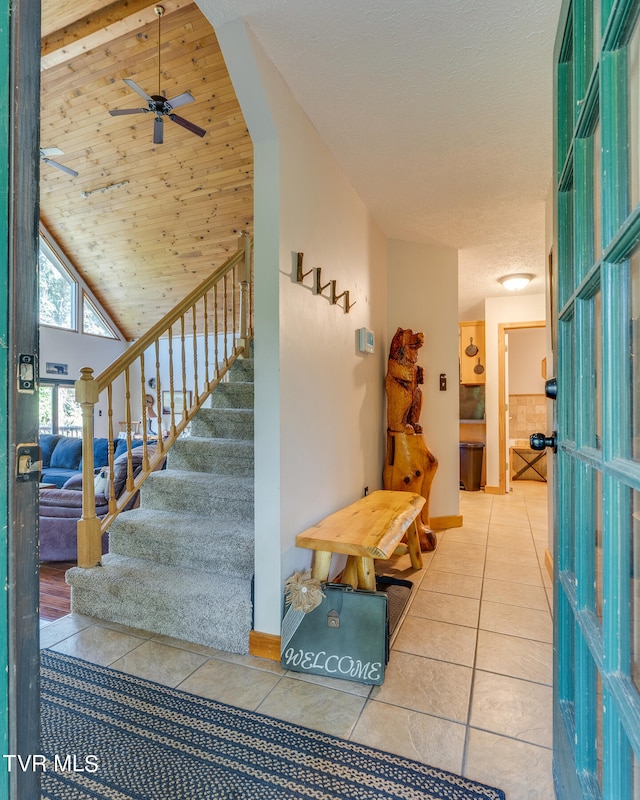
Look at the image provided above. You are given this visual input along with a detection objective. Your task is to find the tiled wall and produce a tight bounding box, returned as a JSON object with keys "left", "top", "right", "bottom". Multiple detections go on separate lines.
{"left": 509, "top": 394, "right": 546, "bottom": 444}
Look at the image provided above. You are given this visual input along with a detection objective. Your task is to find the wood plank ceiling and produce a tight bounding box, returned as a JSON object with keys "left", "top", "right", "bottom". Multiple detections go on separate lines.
{"left": 40, "top": 0, "right": 254, "bottom": 341}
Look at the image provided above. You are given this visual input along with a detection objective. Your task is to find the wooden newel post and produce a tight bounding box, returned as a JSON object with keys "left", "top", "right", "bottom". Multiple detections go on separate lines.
{"left": 75, "top": 367, "right": 102, "bottom": 568}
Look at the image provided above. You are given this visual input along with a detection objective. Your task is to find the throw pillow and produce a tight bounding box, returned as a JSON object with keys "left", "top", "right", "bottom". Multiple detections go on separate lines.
{"left": 49, "top": 436, "right": 83, "bottom": 470}
{"left": 111, "top": 444, "right": 156, "bottom": 499}
{"left": 40, "top": 434, "right": 62, "bottom": 469}
{"left": 93, "top": 437, "right": 112, "bottom": 468}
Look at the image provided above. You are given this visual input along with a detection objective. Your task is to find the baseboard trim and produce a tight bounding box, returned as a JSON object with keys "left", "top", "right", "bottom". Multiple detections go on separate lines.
{"left": 249, "top": 630, "right": 281, "bottom": 661}
{"left": 545, "top": 548, "right": 553, "bottom": 581}
{"left": 429, "top": 515, "right": 463, "bottom": 530}
{"left": 483, "top": 485, "right": 502, "bottom": 495}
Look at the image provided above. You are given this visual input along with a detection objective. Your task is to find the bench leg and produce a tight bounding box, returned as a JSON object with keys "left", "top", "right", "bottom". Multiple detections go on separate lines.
{"left": 343, "top": 556, "right": 358, "bottom": 589}
{"left": 311, "top": 550, "right": 332, "bottom": 583}
{"left": 357, "top": 556, "right": 376, "bottom": 591}
{"left": 406, "top": 520, "right": 423, "bottom": 570}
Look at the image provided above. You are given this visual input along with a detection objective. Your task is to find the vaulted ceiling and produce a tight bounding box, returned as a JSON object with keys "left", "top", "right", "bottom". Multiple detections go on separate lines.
{"left": 40, "top": 0, "right": 253, "bottom": 341}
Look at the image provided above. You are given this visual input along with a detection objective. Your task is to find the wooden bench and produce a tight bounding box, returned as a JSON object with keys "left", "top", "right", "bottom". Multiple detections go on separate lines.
{"left": 295, "top": 490, "right": 425, "bottom": 591}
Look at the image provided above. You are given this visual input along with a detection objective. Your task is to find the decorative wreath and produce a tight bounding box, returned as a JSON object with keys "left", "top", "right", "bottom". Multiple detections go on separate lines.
{"left": 284, "top": 570, "right": 325, "bottom": 613}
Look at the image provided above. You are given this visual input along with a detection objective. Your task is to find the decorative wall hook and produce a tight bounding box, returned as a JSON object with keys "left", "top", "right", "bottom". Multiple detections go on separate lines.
{"left": 314, "top": 267, "right": 331, "bottom": 295}
{"left": 330, "top": 281, "right": 355, "bottom": 313}
{"left": 296, "top": 252, "right": 313, "bottom": 283}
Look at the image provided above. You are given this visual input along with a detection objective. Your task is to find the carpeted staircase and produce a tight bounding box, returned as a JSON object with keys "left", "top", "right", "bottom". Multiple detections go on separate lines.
{"left": 66, "top": 357, "right": 254, "bottom": 654}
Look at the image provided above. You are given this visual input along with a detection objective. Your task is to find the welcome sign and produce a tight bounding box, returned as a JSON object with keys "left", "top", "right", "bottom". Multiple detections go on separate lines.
{"left": 281, "top": 584, "right": 388, "bottom": 685}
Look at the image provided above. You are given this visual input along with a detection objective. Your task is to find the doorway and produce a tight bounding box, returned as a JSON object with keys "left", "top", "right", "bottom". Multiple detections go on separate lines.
{"left": 497, "top": 320, "right": 547, "bottom": 495}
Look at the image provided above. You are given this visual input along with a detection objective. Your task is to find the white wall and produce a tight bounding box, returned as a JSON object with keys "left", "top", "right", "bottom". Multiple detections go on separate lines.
{"left": 214, "top": 18, "right": 388, "bottom": 636}
{"left": 508, "top": 327, "right": 547, "bottom": 395}
{"left": 386, "top": 240, "right": 459, "bottom": 519}
{"left": 40, "top": 325, "right": 128, "bottom": 438}
{"left": 484, "top": 294, "right": 546, "bottom": 489}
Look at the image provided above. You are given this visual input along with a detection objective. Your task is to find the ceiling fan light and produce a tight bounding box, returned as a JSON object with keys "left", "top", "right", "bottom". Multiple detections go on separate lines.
{"left": 499, "top": 273, "right": 533, "bottom": 291}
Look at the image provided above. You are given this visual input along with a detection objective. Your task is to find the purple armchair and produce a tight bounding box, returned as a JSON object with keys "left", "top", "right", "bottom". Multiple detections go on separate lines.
{"left": 38, "top": 444, "right": 163, "bottom": 562}
{"left": 38, "top": 487, "right": 110, "bottom": 561}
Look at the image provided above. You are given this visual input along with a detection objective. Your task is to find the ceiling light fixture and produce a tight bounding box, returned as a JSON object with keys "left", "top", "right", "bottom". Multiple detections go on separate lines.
{"left": 498, "top": 273, "right": 534, "bottom": 291}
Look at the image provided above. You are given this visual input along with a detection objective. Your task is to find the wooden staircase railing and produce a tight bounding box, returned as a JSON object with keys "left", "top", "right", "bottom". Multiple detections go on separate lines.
{"left": 74, "top": 233, "right": 253, "bottom": 568}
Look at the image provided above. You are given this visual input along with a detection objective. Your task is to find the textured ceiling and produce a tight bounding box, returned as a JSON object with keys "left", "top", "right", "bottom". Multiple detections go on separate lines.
{"left": 198, "top": 0, "right": 561, "bottom": 319}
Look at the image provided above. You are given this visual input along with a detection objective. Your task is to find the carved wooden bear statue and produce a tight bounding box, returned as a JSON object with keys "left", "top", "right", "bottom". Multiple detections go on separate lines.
{"left": 383, "top": 327, "right": 438, "bottom": 551}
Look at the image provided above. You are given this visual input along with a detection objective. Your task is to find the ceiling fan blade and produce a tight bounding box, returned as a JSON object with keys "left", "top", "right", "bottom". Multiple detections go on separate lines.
{"left": 153, "top": 116, "right": 164, "bottom": 145}
{"left": 40, "top": 147, "right": 64, "bottom": 157}
{"left": 42, "top": 158, "right": 78, "bottom": 177}
{"left": 165, "top": 92, "right": 194, "bottom": 111}
{"left": 123, "top": 78, "right": 154, "bottom": 102}
{"left": 169, "top": 114, "right": 206, "bottom": 138}
{"left": 109, "top": 107, "right": 148, "bottom": 116}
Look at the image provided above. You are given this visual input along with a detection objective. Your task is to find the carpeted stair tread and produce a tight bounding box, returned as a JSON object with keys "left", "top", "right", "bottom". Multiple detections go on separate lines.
{"left": 191, "top": 407, "right": 253, "bottom": 440}
{"left": 228, "top": 358, "right": 254, "bottom": 381}
{"left": 208, "top": 381, "right": 254, "bottom": 409}
{"left": 67, "top": 554, "right": 252, "bottom": 653}
{"left": 108, "top": 507, "right": 253, "bottom": 577}
{"left": 142, "top": 469, "right": 253, "bottom": 517}
{"left": 168, "top": 436, "right": 253, "bottom": 476}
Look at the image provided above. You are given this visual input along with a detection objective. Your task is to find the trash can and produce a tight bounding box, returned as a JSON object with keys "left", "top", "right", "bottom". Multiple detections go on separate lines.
{"left": 459, "top": 442, "right": 484, "bottom": 491}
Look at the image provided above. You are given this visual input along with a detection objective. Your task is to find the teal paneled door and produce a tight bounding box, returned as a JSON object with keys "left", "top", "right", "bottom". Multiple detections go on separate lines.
{"left": 554, "top": 0, "right": 640, "bottom": 797}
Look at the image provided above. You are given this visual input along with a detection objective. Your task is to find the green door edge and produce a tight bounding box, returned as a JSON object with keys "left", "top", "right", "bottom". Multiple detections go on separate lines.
{"left": 0, "top": 0, "right": 13, "bottom": 794}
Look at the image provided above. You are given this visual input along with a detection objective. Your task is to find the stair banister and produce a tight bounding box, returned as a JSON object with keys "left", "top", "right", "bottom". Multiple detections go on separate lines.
{"left": 74, "top": 235, "right": 252, "bottom": 569}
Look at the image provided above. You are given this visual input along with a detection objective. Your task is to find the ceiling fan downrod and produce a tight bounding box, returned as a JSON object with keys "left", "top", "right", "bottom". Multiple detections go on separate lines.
{"left": 154, "top": 6, "right": 164, "bottom": 97}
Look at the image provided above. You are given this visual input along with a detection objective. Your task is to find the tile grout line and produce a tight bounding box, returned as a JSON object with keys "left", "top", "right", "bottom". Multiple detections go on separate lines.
{"left": 460, "top": 489, "right": 492, "bottom": 779}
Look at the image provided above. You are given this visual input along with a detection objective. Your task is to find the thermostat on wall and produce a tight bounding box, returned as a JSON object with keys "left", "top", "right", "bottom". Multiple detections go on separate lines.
{"left": 358, "top": 327, "right": 375, "bottom": 354}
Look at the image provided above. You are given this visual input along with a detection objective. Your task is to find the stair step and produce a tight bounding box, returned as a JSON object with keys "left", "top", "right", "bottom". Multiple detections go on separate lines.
{"left": 108, "top": 508, "right": 254, "bottom": 577}
{"left": 229, "top": 358, "right": 253, "bottom": 382}
{"left": 208, "top": 381, "right": 254, "bottom": 409}
{"left": 168, "top": 437, "right": 254, "bottom": 476}
{"left": 66, "top": 555, "right": 252, "bottom": 654}
{"left": 141, "top": 470, "right": 253, "bottom": 517}
{"left": 191, "top": 408, "right": 253, "bottom": 440}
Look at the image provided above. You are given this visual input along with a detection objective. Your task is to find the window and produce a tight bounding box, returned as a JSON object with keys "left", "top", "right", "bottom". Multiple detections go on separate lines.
{"left": 38, "top": 228, "right": 122, "bottom": 340}
{"left": 82, "top": 293, "right": 117, "bottom": 339}
{"left": 39, "top": 380, "right": 82, "bottom": 436}
{"left": 38, "top": 237, "right": 76, "bottom": 330}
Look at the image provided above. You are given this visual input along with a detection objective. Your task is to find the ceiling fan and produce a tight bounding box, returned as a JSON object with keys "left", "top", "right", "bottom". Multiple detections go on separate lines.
{"left": 40, "top": 147, "right": 78, "bottom": 177}
{"left": 108, "top": 5, "right": 206, "bottom": 145}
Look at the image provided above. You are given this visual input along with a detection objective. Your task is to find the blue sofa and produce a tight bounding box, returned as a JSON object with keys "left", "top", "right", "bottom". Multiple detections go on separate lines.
{"left": 40, "top": 434, "right": 145, "bottom": 488}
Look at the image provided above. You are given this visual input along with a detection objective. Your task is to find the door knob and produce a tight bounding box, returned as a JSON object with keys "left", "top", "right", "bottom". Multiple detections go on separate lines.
{"left": 545, "top": 378, "right": 557, "bottom": 400}
{"left": 530, "top": 431, "right": 557, "bottom": 452}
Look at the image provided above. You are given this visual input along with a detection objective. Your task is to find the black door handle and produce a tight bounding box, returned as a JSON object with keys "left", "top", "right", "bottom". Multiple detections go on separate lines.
{"left": 530, "top": 431, "right": 557, "bottom": 452}
{"left": 545, "top": 378, "right": 557, "bottom": 400}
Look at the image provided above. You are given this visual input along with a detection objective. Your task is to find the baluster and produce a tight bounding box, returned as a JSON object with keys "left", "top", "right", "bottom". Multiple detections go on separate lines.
{"left": 232, "top": 262, "right": 238, "bottom": 351}
{"left": 180, "top": 315, "right": 187, "bottom": 422}
{"left": 203, "top": 291, "right": 210, "bottom": 391}
{"left": 223, "top": 272, "right": 229, "bottom": 367}
{"left": 154, "top": 339, "right": 164, "bottom": 451}
{"left": 106, "top": 383, "right": 116, "bottom": 513}
{"left": 214, "top": 283, "right": 219, "bottom": 379}
{"left": 168, "top": 326, "right": 176, "bottom": 436}
{"left": 192, "top": 303, "right": 199, "bottom": 403}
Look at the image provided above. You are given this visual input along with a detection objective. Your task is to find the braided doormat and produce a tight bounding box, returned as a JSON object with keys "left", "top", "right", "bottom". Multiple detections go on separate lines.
{"left": 40, "top": 649, "right": 505, "bottom": 799}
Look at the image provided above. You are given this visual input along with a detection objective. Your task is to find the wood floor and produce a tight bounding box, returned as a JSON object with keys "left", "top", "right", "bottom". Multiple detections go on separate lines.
{"left": 40, "top": 561, "right": 72, "bottom": 622}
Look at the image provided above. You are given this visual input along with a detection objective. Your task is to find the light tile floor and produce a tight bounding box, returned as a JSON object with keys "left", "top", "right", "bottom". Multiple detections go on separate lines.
{"left": 40, "top": 482, "right": 556, "bottom": 800}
